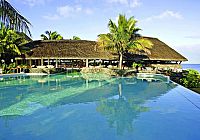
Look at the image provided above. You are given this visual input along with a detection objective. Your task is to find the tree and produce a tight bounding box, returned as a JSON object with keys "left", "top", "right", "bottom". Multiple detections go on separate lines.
{"left": 41, "top": 31, "right": 63, "bottom": 40}
{"left": 0, "top": 23, "right": 27, "bottom": 64}
{"left": 0, "top": 0, "right": 31, "bottom": 36}
{"left": 98, "top": 14, "right": 153, "bottom": 69}
{"left": 72, "top": 36, "right": 81, "bottom": 40}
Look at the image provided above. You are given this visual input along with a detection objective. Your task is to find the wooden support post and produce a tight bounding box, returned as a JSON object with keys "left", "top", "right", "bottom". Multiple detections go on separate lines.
{"left": 86, "top": 59, "right": 89, "bottom": 67}
{"left": 15, "top": 59, "right": 18, "bottom": 66}
{"left": 48, "top": 58, "right": 50, "bottom": 65}
{"left": 29, "top": 59, "right": 32, "bottom": 66}
{"left": 56, "top": 59, "right": 58, "bottom": 68}
{"left": 41, "top": 58, "right": 44, "bottom": 66}
{"left": 38, "top": 59, "right": 41, "bottom": 66}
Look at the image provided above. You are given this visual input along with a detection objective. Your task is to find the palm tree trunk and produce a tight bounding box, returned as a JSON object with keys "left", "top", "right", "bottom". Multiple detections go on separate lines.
{"left": 119, "top": 52, "right": 123, "bottom": 69}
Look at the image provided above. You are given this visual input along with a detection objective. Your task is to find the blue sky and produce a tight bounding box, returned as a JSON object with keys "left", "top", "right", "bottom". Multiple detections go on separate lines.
{"left": 8, "top": 0, "right": 200, "bottom": 64}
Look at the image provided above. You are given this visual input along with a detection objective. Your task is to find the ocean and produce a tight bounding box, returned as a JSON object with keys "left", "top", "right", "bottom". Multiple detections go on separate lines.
{"left": 181, "top": 64, "right": 200, "bottom": 72}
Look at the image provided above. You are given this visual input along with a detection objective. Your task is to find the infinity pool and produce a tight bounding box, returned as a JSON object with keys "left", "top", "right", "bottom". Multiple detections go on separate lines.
{"left": 0, "top": 74, "right": 200, "bottom": 140}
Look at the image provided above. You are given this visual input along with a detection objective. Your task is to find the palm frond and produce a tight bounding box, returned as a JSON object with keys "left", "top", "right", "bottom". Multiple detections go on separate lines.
{"left": 108, "top": 20, "right": 118, "bottom": 34}
{"left": 128, "top": 38, "right": 153, "bottom": 54}
{"left": 72, "top": 36, "right": 81, "bottom": 40}
{"left": 0, "top": 0, "right": 32, "bottom": 36}
{"left": 41, "top": 31, "right": 63, "bottom": 40}
{"left": 41, "top": 34, "right": 48, "bottom": 40}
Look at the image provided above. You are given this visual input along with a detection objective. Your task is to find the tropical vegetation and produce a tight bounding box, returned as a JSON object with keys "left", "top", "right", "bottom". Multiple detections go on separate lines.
{"left": 180, "top": 69, "right": 200, "bottom": 88}
{"left": 98, "top": 14, "right": 153, "bottom": 69}
{"left": 0, "top": 23, "right": 28, "bottom": 58}
{"left": 0, "top": 23, "right": 28, "bottom": 73}
{"left": 72, "top": 36, "right": 81, "bottom": 40}
{"left": 41, "top": 31, "right": 63, "bottom": 40}
{"left": 0, "top": 0, "right": 31, "bottom": 73}
{"left": 0, "top": 0, "right": 31, "bottom": 36}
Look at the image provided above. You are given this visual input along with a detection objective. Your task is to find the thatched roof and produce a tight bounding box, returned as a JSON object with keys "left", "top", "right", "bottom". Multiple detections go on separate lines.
{"left": 21, "top": 37, "right": 187, "bottom": 61}
{"left": 143, "top": 37, "right": 187, "bottom": 61}
{"left": 23, "top": 40, "right": 114, "bottom": 59}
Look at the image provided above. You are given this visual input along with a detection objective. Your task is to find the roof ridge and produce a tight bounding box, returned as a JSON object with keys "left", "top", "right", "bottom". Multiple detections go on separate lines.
{"left": 33, "top": 39, "right": 96, "bottom": 43}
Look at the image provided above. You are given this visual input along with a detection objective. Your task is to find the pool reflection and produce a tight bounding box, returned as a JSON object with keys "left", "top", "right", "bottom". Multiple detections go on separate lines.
{"left": 0, "top": 75, "right": 178, "bottom": 139}
{"left": 96, "top": 78, "right": 174, "bottom": 135}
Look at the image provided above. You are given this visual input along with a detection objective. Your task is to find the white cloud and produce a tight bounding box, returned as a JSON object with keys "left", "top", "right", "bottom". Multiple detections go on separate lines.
{"left": 43, "top": 5, "right": 93, "bottom": 20}
{"left": 109, "top": 0, "right": 128, "bottom": 5}
{"left": 108, "top": 0, "right": 142, "bottom": 8}
{"left": 42, "top": 14, "right": 60, "bottom": 20}
{"left": 145, "top": 10, "right": 183, "bottom": 21}
{"left": 130, "top": 0, "right": 142, "bottom": 8}
{"left": 57, "top": 5, "right": 78, "bottom": 17}
{"left": 20, "top": 0, "right": 49, "bottom": 7}
{"left": 85, "top": 8, "right": 93, "bottom": 15}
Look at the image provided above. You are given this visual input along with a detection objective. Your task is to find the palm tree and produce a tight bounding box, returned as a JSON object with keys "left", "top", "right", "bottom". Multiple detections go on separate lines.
{"left": 98, "top": 14, "right": 153, "bottom": 69}
{"left": 0, "top": 0, "right": 31, "bottom": 36}
{"left": 72, "top": 36, "right": 81, "bottom": 40}
{"left": 41, "top": 31, "right": 63, "bottom": 40}
{"left": 0, "top": 23, "right": 27, "bottom": 65}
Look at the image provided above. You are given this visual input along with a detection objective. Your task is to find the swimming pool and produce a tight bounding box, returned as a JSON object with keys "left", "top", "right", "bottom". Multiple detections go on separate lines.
{"left": 0, "top": 74, "right": 200, "bottom": 140}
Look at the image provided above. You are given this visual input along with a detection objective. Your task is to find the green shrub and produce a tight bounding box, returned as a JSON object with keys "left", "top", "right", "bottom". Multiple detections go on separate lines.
{"left": 180, "top": 69, "right": 200, "bottom": 88}
{"left": 132, "top": 62, "right": 142, "bottom": 68}
{"left": 8, "top": 63, "right": 16, "bottom": 69}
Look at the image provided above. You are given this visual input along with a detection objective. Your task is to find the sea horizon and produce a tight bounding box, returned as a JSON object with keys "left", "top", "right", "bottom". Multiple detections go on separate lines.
{"left": 181, "top": 64, "right": 200, "bottom": 72}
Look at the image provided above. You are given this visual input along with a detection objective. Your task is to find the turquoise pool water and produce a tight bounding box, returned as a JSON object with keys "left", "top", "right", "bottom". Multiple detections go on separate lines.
{"left": 0, "top": 74, "right": 200, "bottom": 140}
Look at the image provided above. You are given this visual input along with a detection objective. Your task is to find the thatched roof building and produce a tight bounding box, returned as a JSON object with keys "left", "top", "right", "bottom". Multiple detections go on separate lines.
{"left": 23, "top": 40, "right": 113, "bottom": 60}
{"left": 16, "top": 37, "right": 187, "bottom": 68}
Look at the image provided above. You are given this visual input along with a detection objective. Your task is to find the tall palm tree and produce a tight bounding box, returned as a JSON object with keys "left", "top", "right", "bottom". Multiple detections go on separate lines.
{"left": 98, "top": 14, "right": 153, "bottom": 69}
{"left": 0, "top": 0, "right": 31, "bottom": 36}
{"left": 41, "top": 31, "right": 63, "bottom": 40}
